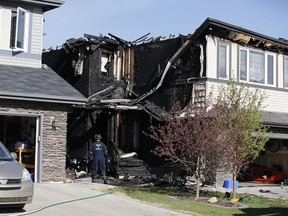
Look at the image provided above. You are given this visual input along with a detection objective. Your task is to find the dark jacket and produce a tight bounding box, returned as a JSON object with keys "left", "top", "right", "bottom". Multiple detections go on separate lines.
{"left": 89, "top": 140, "right": 108, "bottom": 162}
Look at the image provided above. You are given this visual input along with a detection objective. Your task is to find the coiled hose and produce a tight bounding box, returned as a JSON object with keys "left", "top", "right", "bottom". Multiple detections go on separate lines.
{"left": 9, "top": 186, "right": 117, "bottom": 216}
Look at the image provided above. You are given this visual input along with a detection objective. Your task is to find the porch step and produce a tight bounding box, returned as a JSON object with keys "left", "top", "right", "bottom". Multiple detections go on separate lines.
{"left": 118, "top": 158, "right": 144, "bottom": 167}
{"left": 117, "top": 157, "right": 153, "bottom": 179}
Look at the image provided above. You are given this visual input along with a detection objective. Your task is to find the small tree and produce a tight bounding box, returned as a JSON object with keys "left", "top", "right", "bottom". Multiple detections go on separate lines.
{"left": 146, "top": 98, "right": 225, "bottom": 200}
{"left": 213, "top": 81, "right": 270, "bottom": 199}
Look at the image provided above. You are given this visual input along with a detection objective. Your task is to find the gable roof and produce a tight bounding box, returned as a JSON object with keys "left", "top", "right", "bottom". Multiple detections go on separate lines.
{"left": 0, "top": 64, "right": 87, "bottom": 104}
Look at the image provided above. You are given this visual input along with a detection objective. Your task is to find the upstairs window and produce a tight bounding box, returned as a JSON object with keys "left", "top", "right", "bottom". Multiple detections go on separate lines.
{"left": 10, "top": 7, "right": 28, "bottom": 51}
{"left": 284, "top": 56, "right": 288, "bottom": 88}
{"left": 239, "top": 48, "right": 276, "bottom": 86}
{"left": 218, "top": 42, "right": 230, "bottom": 79}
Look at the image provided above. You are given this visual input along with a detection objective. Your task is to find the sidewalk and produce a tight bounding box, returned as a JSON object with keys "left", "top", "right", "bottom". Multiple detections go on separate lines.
{"left": 202, "top": 181, "right": 288, "bottom": 200}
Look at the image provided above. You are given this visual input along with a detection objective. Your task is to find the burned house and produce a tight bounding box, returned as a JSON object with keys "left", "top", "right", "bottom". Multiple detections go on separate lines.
{"left": 43, "top": 33, "right": 197, "bottom": 177}
{"left": 43, "top": 18, "right": 288, "bottom": 184}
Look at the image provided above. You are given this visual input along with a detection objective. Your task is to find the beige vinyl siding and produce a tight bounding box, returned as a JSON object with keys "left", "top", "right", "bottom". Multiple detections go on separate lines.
{"left": 278, "top": 54, "right": 284, "bottom": 88}
{"left": 31, "top": 8, "right": 43, "bottom": 55}
{"left": 206, "top": 35, "right": 218, "bottom": 78}
{"left": 207, "top": 80, "right": 288, "bottom": 114}
{"left": 230, "top": 43, "right": 238, "bottom": 78}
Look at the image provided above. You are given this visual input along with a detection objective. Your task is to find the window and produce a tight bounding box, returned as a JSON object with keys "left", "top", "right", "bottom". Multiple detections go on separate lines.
{"left": 239, "top": 48, "right": 275, "bottom": 86}
{"left": 218, "top": 42, "right": 229, "bottom": 79}
{"left": 10, "top": 7, "right": 28, "bottom": 51}
{"left": 284, "top": 56, "right": 288, "bottom": 88}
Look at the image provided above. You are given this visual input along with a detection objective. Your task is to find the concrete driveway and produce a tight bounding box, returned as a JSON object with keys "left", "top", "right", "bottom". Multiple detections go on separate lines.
{"left": 0, "top": 182, "right": 191, "bottom": 216}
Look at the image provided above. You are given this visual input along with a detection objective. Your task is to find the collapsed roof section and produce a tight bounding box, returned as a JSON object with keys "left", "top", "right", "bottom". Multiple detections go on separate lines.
{"left": 191, "top": 18, "right": 288, "bottom": 55}
{"left": 44, "top": 33, "right": 187, "bottom": 121}
{"left": 44, "top": 18, "right": 288, "bottom": 121}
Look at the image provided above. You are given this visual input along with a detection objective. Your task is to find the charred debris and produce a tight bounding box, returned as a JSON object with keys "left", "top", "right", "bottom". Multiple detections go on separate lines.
{"left": 43, "top": 32, "right": 197, "bottom": 121}
{"left": 43, "top": 31, "right": 198, "bottom": 180}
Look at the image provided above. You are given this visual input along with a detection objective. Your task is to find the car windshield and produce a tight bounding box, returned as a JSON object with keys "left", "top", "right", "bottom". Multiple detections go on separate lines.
{"left": 0, "top": 142, "right": 13, "bottom": 161}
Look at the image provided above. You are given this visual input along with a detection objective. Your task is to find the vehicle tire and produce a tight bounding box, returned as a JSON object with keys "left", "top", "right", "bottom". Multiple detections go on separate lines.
{"left": 266, "top": 140, "right": 281, "bottom": 153}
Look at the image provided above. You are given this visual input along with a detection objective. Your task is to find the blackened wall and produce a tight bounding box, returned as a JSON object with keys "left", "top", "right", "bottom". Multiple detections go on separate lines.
{"left": 133, "top": 37, "right": 200, "bottom": 111}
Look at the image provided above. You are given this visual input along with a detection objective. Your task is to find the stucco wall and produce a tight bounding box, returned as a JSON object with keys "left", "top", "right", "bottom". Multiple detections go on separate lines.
{"left": 0, "top": 99, "right": 69, "bottom": 182}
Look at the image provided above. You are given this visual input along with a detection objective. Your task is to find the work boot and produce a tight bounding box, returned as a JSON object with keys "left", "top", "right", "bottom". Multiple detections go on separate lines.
{"left": 103, "top": 176, "right": 107, "bottom": 184}
{"left": 91, "top": 175, "right": 97, "bottom": 183}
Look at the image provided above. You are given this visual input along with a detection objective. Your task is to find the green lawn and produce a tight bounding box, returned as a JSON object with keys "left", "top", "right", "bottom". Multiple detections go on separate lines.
{"left": 117, "top": 186, "right": 288, "bottom": 216}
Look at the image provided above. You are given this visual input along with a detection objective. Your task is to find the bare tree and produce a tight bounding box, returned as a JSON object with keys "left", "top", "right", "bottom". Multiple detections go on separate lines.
{"left": 213, "top": 81, "right": 270, "bottom": 199}
{"left": 146, "top": 95, "right": 225, "bottom": 200}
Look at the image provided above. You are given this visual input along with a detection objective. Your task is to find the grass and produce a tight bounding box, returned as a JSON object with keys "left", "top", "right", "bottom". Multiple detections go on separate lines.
{"left": 117, "top": 186, "right": 288, "bottom": 216}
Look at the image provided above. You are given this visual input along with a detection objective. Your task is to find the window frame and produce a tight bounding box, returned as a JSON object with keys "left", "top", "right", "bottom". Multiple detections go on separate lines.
{"left": 10, "top": 7, "right": 29, "bottom": 51}
{"left": 239, "top": 47, "right": 276, "bottom": 86}
{"left": 217, "top": 41, "right": 230, "bottom": 79}
{"left": 284, "top": 56, "right": 288, "bottom": 88}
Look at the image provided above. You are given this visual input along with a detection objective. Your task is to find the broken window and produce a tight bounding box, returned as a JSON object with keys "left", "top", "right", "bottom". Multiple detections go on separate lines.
{"left": 239, "top": 48, "right": 275, "bottom": 86}
{"left": 218, "top": 42, "right": 230, "bottom": 79}
{"left": 101, "top": 53, "right": 109, "bottom": 75}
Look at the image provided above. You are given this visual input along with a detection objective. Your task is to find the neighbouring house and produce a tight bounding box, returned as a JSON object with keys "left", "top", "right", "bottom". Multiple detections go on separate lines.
{"left": 0, "top": 0, "right": 87, "bottom": 182}
{"left": 43, "top": 18, "right": 288, "bottom": 185}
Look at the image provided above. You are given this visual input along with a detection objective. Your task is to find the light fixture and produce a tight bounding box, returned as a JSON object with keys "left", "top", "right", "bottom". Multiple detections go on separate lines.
{"left": 52, "top": 118, "right": 60, "bottom": 130}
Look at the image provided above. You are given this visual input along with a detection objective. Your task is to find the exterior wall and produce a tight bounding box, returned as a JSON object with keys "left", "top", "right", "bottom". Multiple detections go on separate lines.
{"left": 0, "top": 100, "right": 68, "bottom": 182}
{"left": 205, "top": 35, "right": 286, "bottom": 89}
{"left": 0, "top": 3, "right": 43, "bottom": 68}
{"left": 205, "top": 35, "right": 218, "bottom": 78}
{"left": 206, "top": 80, "right": 288, "bottom": 114}
{"left": 30, "top": 7, "right": 43, "bottom": 55}
{"left": 205, "top": 35, "right": 288, "bottom": 114}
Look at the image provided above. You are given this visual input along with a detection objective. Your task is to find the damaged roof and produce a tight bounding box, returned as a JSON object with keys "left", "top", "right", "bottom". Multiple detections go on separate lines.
{"left": 191, "top": 18, "right": 288, "bottom": 54}
{"left": 0, "top": 64, "right": 87, "bottom": 104}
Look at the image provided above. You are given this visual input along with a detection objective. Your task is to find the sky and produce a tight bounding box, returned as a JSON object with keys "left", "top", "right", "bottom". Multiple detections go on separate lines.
{"left": 43, "top": 0, "right": 288, "bottom": 49}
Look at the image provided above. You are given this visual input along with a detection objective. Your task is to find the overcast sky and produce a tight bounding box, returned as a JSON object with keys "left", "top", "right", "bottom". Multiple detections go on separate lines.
{"left": 43, "top": 0, "right": 288, "bottom": 49}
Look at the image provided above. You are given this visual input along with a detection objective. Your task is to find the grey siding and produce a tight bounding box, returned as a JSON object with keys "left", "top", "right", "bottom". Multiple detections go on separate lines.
{"left": 0, "top": 4, "right": 42, "bottom": 68}
{"left": 31, "top": 7, "right": 43, "bottom": 55}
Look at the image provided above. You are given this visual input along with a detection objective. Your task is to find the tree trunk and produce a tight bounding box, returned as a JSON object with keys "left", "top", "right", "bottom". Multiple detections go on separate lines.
{"left": 232, "top": 173, "right": 237, "bottom": 199}
{"left": 195, "top": 177, "right": 200, "bottom": 200}
{"left": 195, "top": 156, "right": 202, "bottom": 200}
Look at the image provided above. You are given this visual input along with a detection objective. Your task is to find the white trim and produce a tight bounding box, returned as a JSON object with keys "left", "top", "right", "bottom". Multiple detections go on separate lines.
{"left": 284, "top": 56, "right": 288, "bottom": 88}
{"left": 239, "top": 47, "right": 276, "bottom": 87}
{"left": 13, "top": 7, "right": 29, "bottom": 51}
{"left": 218, "top": 41, "right": 230, "bottom": 79}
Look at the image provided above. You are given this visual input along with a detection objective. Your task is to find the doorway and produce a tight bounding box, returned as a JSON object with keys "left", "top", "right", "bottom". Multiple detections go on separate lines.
{"left": 0, "top": 113, "right": 42, "bottom": 183}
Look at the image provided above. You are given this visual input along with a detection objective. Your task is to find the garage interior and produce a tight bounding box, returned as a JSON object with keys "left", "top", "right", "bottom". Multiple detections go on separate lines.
{"left": 0, "top": 115, "right": 37, "bottom": 176}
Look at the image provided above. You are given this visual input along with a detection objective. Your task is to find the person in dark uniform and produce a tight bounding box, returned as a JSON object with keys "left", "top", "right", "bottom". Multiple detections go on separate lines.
{"left": 89, "top": 134, "right": 108, "bottom": 184}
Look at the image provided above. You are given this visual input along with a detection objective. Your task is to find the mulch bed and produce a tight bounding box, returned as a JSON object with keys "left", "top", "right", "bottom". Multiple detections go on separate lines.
{"left": 175, "top": 196, "right": 246, "bottom": 208}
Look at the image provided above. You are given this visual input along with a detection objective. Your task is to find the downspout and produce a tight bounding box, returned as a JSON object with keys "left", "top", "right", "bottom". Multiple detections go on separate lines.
{"left": 132, "top": 39, "right": 192, "bottom": 103}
